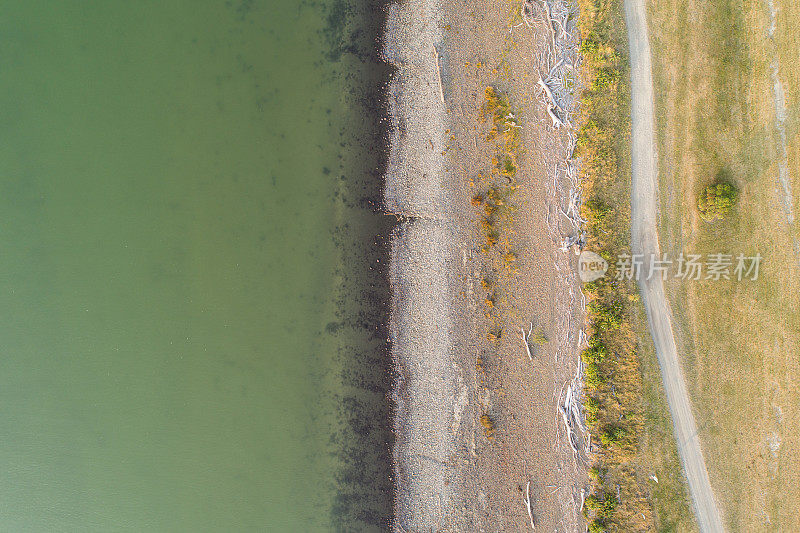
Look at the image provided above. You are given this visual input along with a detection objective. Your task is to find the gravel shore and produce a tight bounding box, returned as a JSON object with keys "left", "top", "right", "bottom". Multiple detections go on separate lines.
{"left": 385, "top": 0, "right": 587, "bottom": 530}
{"left": 384, "top": 0, "right": 468, "bottom": 529}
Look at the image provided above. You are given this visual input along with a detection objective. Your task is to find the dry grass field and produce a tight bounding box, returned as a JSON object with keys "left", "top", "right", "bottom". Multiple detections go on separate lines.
{"left": 647, "top": 0, "right": 800, "bottom": 530}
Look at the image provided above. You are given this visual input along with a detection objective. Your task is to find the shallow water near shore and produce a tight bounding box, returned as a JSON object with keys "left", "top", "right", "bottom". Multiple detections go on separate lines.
{"left": 0, "top": 1, "right": 391, "bottom": 530}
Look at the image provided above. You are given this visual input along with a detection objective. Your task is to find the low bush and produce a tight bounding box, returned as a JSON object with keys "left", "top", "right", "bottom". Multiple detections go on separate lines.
{"left": 591, "top": 67, "right": 621, "bottom": 91}
{"left": 584, "top": 361, "right": 605, "bottom": 388}
{"left": 583, "top": 199, "right": 614, "bottom": 234}
{"left": 584, "top": 396, "right": 601, "bottom": 425}
{"left": 698, "top": 181, "right": 738, "bottom": 222}
{"left": 585, "top": 491, "right": 618, "bottom": 521}
{"left": 587, "top": 520, "right": 607, "bottom": 533}
{"left": 581, "top": 344, "right": 608, "bottom": 365}
{"left": 588, "top": 300, "right": 623, "bottom": 330}
{"left": 600, "top": 425, "right": 627, "bottom": 448}
{"left": 480, "top": 413, "right": 495, "bottom": 438}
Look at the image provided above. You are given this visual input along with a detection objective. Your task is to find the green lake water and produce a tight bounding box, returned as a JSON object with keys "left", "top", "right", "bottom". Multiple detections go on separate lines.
{"left": 0, "top": 1, "right": 392, "bottom": 531}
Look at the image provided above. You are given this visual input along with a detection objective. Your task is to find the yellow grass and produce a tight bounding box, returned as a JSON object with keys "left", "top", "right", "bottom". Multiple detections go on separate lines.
{"left": 648, "top": 0, "right": 800, "bottom": 529}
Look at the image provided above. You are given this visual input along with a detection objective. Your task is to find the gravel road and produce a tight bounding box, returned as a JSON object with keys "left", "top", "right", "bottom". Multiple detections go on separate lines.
{"left": 624, "top": 1, "right": 726, "bottom": 531}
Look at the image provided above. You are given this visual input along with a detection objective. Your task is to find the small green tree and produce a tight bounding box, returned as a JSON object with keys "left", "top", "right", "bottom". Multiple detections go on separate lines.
{"left": 698, "top": 182, "right": 738, "bottom": 222}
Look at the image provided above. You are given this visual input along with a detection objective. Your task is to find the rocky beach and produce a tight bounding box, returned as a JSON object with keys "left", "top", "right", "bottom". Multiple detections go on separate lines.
{"left": 384, "top": 0, "right": 589, "bottom": 529}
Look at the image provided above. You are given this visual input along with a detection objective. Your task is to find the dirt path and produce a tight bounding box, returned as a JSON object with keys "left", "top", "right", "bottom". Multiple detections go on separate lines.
{"left": 623, "top": 1, "right": 725, "bottom": 531}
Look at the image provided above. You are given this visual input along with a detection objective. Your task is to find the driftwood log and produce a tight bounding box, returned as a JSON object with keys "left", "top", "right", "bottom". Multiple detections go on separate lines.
{"left": 523, "top": 481, "right": 536, "bottom": 530}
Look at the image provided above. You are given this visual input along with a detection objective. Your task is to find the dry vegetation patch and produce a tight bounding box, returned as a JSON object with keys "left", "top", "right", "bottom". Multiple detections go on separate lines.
{"left": 577, "top": 0, "right": 696, "bottom": 530}
{"left": 648, "top": 0, "right": 800, "bottom": 529}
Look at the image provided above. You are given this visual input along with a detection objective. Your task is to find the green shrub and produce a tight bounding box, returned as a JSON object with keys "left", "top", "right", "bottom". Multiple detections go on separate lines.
{"left": 600, "top": 425, "right": 627, "bottom": 447}
{"left": 582, "top": 344, "right": 608, "bottom": 365}
{"left": 585, "top": 362, "right": 605, "bottom": 388}
{"left": 585, "top": 491, "right": 618, "bottom": 520}
{"left": 584, "top": 396, "right": 601, "bottom": 425}
{"left": 501, "top": 156, "right": 516, "bottom": 177}
{"left": 698, "top": 182, "right": 738, "bottom": 222}
{"left": 600, "top": 493, "right": 618, "bottom": 517}
{"left": 583, "top": 280, "right": 600, "bottom": 295}
{"left": 528, "top": 329, "right": 547, "bottom": 345}
{"left": 588, "top": 300, "right": 623, "bottom": 330}
{"left": 587, "top": 332, "right": 604, "bottom": 348}
{"left": 588, "top": 520, "right": 607, "bottom": 533}
{"left": 591, "top": 67, "right": 621, "bottom": 91}
{"left": 584, "top": 199, "right": 614, "bottom": 234}
{"left": 588, "top": 465, "right": 606, "bottom": 482}
{"left": 580, "top": 36, "right": 601, "bottom": 58}
{"left": 480, "top": 413, "right": 495, "bottom": 438}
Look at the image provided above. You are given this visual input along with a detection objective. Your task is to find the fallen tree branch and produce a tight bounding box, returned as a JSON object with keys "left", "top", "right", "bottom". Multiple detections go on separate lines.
{"left": 432, "top": 45, "right": 445, "bottom": 104}
{"left": 523, "top": 481, "right": 536, "bottom": 530}
{"left": 540, "top": 0, "right": 557, "bottom": 59}
{"left": 521, "top": 322, "right": 534, "bottom": 360}
{"left": 537, "top": 76, "right": 562, "bottom": 114}
{"left": 559, "top": 362, "right": 588, "bottom": 460}
{"left": 521, "top": 0, "right": 539, "bottom": 27}
{"left": 546, "top": 105, "right": 565, "bottom": 128}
